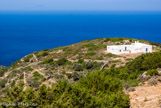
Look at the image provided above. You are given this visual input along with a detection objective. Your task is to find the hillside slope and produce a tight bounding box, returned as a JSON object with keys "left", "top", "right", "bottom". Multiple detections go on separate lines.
{"left": 0, "top": 46, "right": 161, "bottom": 107}
{"left": 0, "top": 38, "right": 160, "bottom": 92}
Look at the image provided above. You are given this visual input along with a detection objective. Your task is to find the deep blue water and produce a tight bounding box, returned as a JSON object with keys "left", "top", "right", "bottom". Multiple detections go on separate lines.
{"left": 0, "top": 12, "right": 161, "bottom": 66}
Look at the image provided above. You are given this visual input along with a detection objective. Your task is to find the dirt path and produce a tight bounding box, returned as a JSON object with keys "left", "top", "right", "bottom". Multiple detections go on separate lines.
{"left": 23, "top": 71, "right": 27, "bottom": 90}
{"left": 32, "top": 54, "right": 38, "bottom": 62}
{"left": 23, "top": 72, "right": 27, "bottom": 84}
{"left": 128, "top": 82, "right": 161, "bottom": 108}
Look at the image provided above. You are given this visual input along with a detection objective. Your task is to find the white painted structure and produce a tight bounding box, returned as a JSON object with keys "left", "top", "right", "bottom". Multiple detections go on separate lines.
{"left": 107, "top": 41, "right": 152, "bottom": 55}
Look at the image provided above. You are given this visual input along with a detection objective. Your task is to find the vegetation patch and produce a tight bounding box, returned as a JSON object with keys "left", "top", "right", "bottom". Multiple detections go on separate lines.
{"left": 24, "top": 54, "right": 33, "bottom": 62}
{"left": 146, "top": 69, "right": 159, "bottom": 76}
{"left": 42, "top": 51, "right": 49, "bottom": 56}
{"left": 85, "top": 52, "right": 96, "bottom": 56}
{"left": 11, "top": 80, "right": 16, "bottom": 87}
{"left": 24, "top": 66, "right": 33, "bottom": 71}
{"left": 0, "top": 68, "right": 7, "bottom": 77}
{"left": 20, "top": 74, "right": 24, "bottom": 79}
{"left": 105, "top": 53, "right": 119, "bottom": 58}
{"left": 96, "top": 56, "right": 104, "bottom": 60}
{"left": 33, "top": 71, "right": 46, "bottom": 82}
{"left": 0, "top": 80, "right": 7, "bottom": 88}
{"left": 42, "top": 58, "right": 54, "bottom": 65}
{"left": 56, "top": 58, "right": 70, "bottom": 66}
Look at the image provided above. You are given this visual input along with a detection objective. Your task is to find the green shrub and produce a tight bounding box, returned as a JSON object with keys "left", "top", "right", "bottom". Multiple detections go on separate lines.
{"left": 11, "top": 80, "right": 16, "bottom": 87}
{"left": 33, "top": 71, "right": 46, "bottom": 82}
{"left": 72, "top": 72, "right": 81, "bottom": 81}
{"left": 54, "top": 74, "right": 64, "bottom": 79}
{"left": 24, "top": 66, "right": 33, "bottom": 71}
{"left": 66, "top": 73, "right": 72, "bottom": 79}
{"left": 24, "top": 54, "right": 33, "bottom": 62}
{"left": 56, "top": 58, "right": 67, "bottom": 66}
{"left": 10, "top": 60, "right": 21, "bottom": 68}
{"left": 78, "top": 58, "right": 84, "bottom": 64}
{"left": 84, "top": 62, "right": 94, "bottom": 69}
{"left": 106, "top": 53, "right": 118, "bottom": 58}
{"left": 42, "top": 58, "right": 54, "bottom": 65}
{"left": 85, "top": 52, "right": 96, "bottom": 56}
{"left": 123, "top": 80, "right": 139, "bottom": 89}
{"left": 62, "top": 71, "right": 66, "bottom": 75}
{"left": 109, "top": 37, "right": 124, "bottom": 42}
{"left": 73, "top": 64, "right": 83, "bottom": 71}
{"left": 20, "top": 74, "right": 24, "bottom": 79}
{"left": 0, "top": 68, "right": 7, "bottom": 77}
{"left": 0, "top": 80, "right": 7, "bottom": 88}
{"left": 146, "top": 69, "right": 159, "bottom": 76}
{"left": 126, "top": 52, "right": 161, "bottom": 78}
{"left": 42, "top": 52, "right": 49, "bottom": 56}
{"left": 27, "top": 77, "right": 40, "bottom": 88}
{"left": 96, "top": 56, "right": 104, "bottom": 60}
{"left": 43, "top": 49, "right": 49, "bottom": 51}
{"left": 104, "top": 38, "right": 110, "bottom": 42}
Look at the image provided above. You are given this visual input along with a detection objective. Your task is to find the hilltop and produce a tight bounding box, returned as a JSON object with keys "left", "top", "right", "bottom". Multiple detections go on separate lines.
{"left": 0, "top": 37, "right": 161, "bottom": 107}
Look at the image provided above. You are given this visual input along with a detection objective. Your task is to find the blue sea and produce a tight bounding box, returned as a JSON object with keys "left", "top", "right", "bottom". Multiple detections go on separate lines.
{"left": 0, "top": 12, "right": 161, "bottom": 66}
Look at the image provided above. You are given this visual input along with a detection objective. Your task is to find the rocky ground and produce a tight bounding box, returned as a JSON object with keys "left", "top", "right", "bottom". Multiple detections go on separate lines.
{"left": 126, "top": 69, "right": 161, "bottom": 108}
{"left": 128, "top": 81, "right": 161, "bottom": 108}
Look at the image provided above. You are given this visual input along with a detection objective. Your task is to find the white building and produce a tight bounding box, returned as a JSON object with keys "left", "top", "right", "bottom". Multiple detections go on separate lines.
{"left": 107, "top": 41, "right": 152, "bottom": 55}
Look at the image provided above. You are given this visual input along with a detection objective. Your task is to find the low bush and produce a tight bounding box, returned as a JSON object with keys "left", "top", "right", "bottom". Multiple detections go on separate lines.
{"left": 85, "top": 52, "right": 96, "bottom": 56}
{"left": 42, "top": 58, "right": 54, "bottom": 65}
{"left": 106, "top": 53, "right": 118, "bottom": 58}
{"left": 33, "top": 71, "right": 46, "bottom": 82}
{"left": 146, "top": 69, "right": 159, "bottom": 76}
{"left": 42, "top": 52, "right": 49, "bottom": 56}
{"left": 0, "top": 80, "right": 7, "bottom": 88}
{"left": 84, "top": 62, "right": 94, "bottom": 69}
{"left": 24, "top": 54, "right": 33, "bottom": 62}
{"left": 78, "top": 58, "right": 84, "bottom": 64}
{"left": 96, "top": 56, "right": 104, "bottom": 60}
{"left": 56, "top": 58, "right": 67, "bottom": 66}
{"left": 123, "top": 80, "right": 139, "bottom": 89}
{"left": 109, "top": 37, "right": 124, "bottom": 42}
{"left": 11, "top": 80, "right": 16, "bottom": 87}
{"left": 73, "top": 64, "right": 83, "bottom": 71}
{"left": 72, "top": 72, "right": 81, "bottom": 81}
{"left": 0, "top": 68, "right": 7, "bottom": 77}
{"left": 24, "top": 66, "right": 33, "bottom": 71}
{"left": 66, "top": 73, "right": 72, "bottom": 79}
{"left": 27, "top": 77, "right": 40, "bottom": 88}
{"left": 20, "top": 74, "right": 24, "bottom": 79}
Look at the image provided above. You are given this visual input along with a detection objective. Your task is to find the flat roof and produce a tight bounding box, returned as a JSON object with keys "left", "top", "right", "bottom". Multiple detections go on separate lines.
{"left": 107, "top": 42, "right": 151, "bottom": 48}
